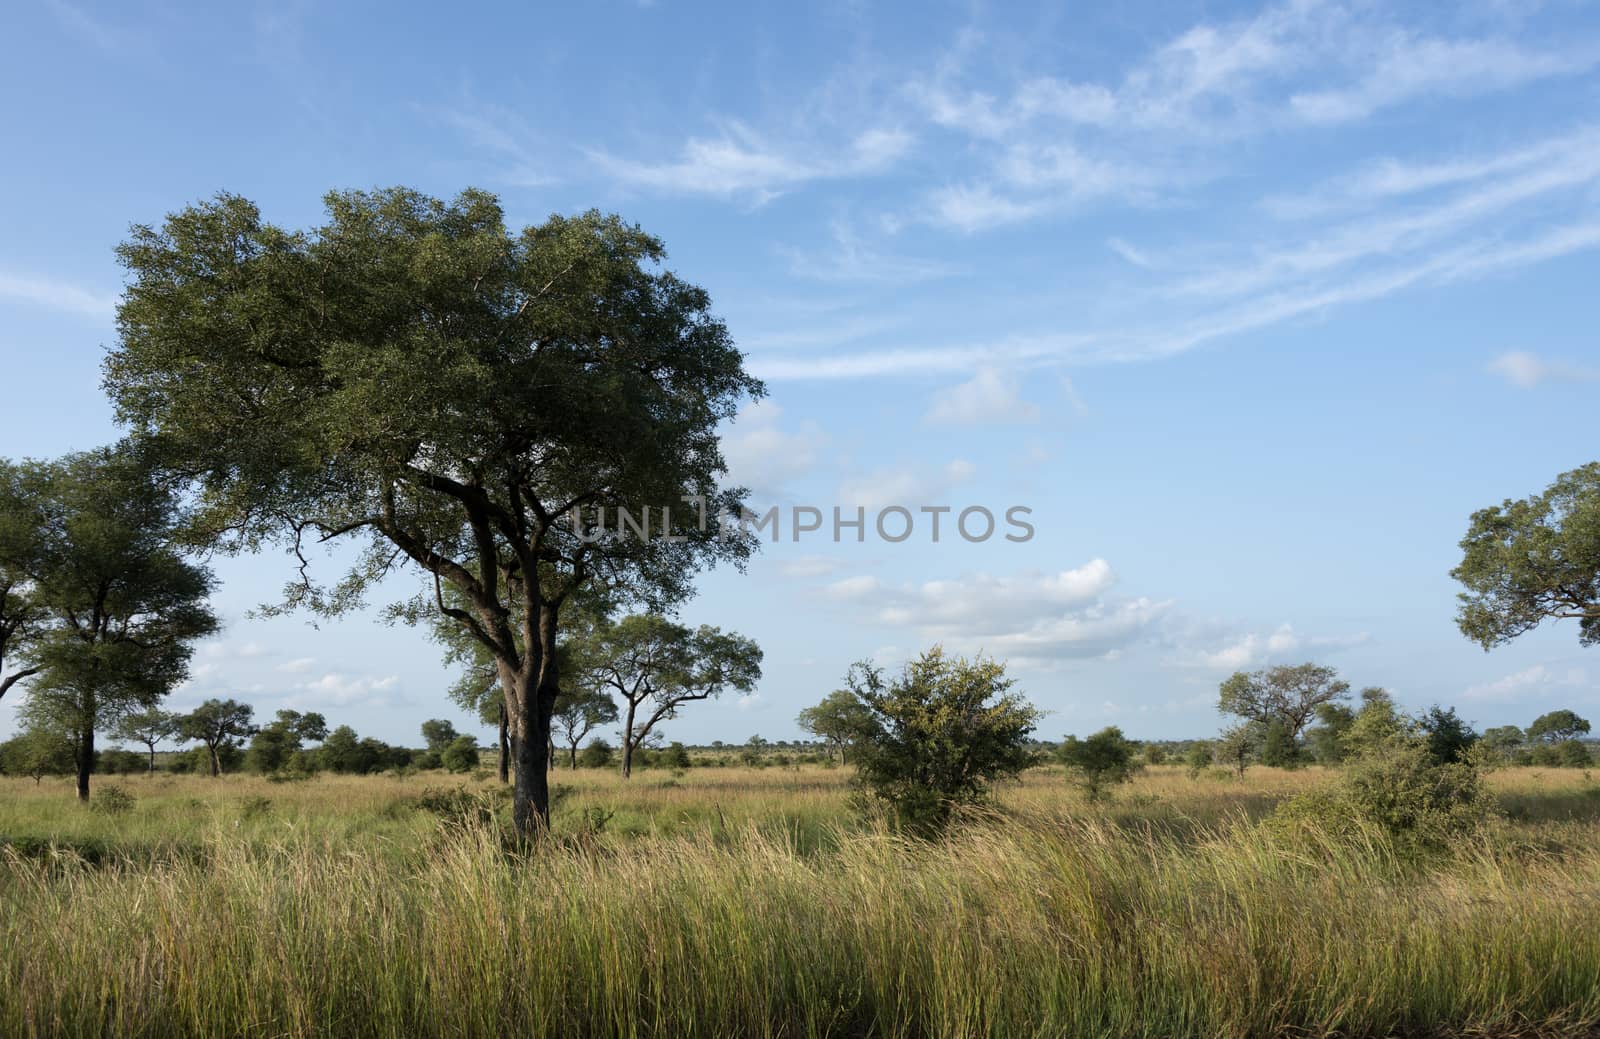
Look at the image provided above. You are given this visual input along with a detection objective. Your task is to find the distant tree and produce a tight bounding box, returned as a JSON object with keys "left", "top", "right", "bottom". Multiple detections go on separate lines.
{"left": 1479, "top": 725, "right": 1525, "bottom": 761}
{"left": 421, "top": 719, "right": 462, "bottom": 754}
{"left": 246, "top": 710, "right": 328, "bottom": 773}
{"left": 1059, "top": 726, "right": 1141, "bottom": 801}
{"left": 110, "top": 708, "right": 181, "bottom": 774}
{"left": 1305, "top": 702, "right": 1356, "bottom": 764}
{"left": 797, "top": 689, "right": 875, "bottom": 765}
{"left": 180, "top": 699, "right": 258, "bottom": 776}
{"left": 1341, "top": 687, "right": 1412, "bottom": 759}
{"left": 582, "top": 615, "right": 762, "bottom": 778}
{"left": 106, "top": 189, "right": 763, "bottom": 834}
{"left": 845, "top": 648, "right": 1040, "bottom": 833}
{"left": 1418, "top": 705, "right": 1478, "bottom": 765}
{"left": 1142, "top": 743, "right": 1167, "bottom": 766}
{"left": 1215, "top": 723, "right": 1260, "bottom": 779}
{"left": 0, "top": 725, "right": 74, "bottom": 783}
{"left": 663, "top": 741, "right": 692, "bottom": 770}
{"left": 1559, "top": 740, "right": 1593, "bottom": 768}
{"left": 578, "top": 737, "right": 615, "bottom": 769}
{"left": 6, "top": 448, "right": 217, "bottom": 799}
{"left": 1183, "top": 741, "right": 1213, "bottom": 777}
{"left": 551, "top": 687, "right": 618, "bottom": 768}
{"left": 1453, "top": 463, "right": 1600, "bottom": 649}
{"left": 1527, "top": 709, "right": 1591, "bottom": 744}
{"left": 1218, "top": 663, "right": 1350, "bottom": 744}
{"left": 441, "top": 736, "right": 481, "bottom": 773}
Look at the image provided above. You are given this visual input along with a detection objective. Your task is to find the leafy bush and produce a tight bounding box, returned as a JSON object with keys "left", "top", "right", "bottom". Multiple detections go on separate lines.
{"left": 440, "top": 736, "right": 481, "bottom": 774}
{"left": 1059, "top": 727, "right": 1141, "bottom": 801}
{"left": 89, "top": 784, "right": 137, "bottom": 817}
{"left": 1272, "top": 743, "right": 1495, "bottom": 853}
{"left": 578, "top": 738, "right": 614, "bottom": 769}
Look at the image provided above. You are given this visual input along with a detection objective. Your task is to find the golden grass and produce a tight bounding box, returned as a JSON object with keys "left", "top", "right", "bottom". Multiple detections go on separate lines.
{"left": 3, "top": 764, "right": 1600, "bottom": 1037}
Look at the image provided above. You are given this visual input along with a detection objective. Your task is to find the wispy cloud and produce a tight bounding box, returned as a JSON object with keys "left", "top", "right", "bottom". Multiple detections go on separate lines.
{"left": 1488, "top": 351, "right": 1600, "bottom": 389}
{"left": 0, "top": 271, "right": 118, "bottom": 320}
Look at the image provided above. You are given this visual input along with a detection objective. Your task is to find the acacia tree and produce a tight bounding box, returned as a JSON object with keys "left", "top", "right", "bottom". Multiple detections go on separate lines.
{"left": 1218, "top": 663, "right": 1350, "bottom": 744}
{"left": 180, "top": 698, "right": 257, "bottom": 776}
{"left": 552, "top": 687, "right": 618, "bottom": 768}
{"left": 111, "top": 707, "right": 181, "bottom": 773}
{"left": 1527, "top": 709, "right": 1591, "bottom": 744}
{"left": 1454, "top": 463, "right": 1600, "bottom": 649}
{"left": 6, "top": 448, "right": 217, "bottom": 800}
{"left": 581, "top": 614, "right": 762, "bottom": 778}
{"left": 106, "top": 189, "right": 760, "bottom": 834}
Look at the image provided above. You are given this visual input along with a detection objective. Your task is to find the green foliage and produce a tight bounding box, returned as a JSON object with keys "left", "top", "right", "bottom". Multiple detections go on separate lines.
{"left": 1183, "top": 742, "right": 1213, "bottom": 778}
{"left": 797, "top": 689, "right": 875, "bottom": 764}
{"left": 663, "top": 741, "right": 692, "bottom": 770}
{"left": 111, "top": 707, "right": 180, "bottom": 772}
{"left": 105, "top": 188, "right": 766, "bottom": 830}
{"left": 1528, "top": 709, "right": 1591, "bottom": 744}
{"left": 1418, "top": 705, "right": 1478, "bottom": 765}
{"left": 1305, "top": 702, "right": 1355, "bottom": 764}
{"left": 1218, "top": 663, "right": 1349, "bottom": 742}
{"left": 0, "top": 726, "right": 74, "bottom": 781}
{"left": 1273, "top": 743, "right": 1495, "bottom": 854}
{"left": 1215, "top": 723, "right": 1259, "bottom": 778}
{"left": 845, "top": 647, "right": 1040, "bottom": 833}
{"left": 1059, "top": 727, "right": 1141, "bottom": 801}
{"left": 420, "top": 720, "right": 461, "bottom": 754}
{"left": 178, "top": 700, "right": 257, "bottom": 776}
{"left": 88, "top": 783, "right": 137, "bottom": 817}
{"left": 1142, "top": 743, "right": 1167, "bottom": 766}
{"left": 552, "top": 686, "right": 619, "bottom": 767}
{"left": 247, "top": 710, "right": 328, "bottom": 773}
{"left": 1453, "top": 462, "right": 1600, "bottom": 649}
{"left": 578, "top": 738, "right": 615, "bottom": 769}
{"left": 441, "top": 736, "right": 481, "bottom": 774}
{"left": 1340, "top": 687, "right": 1412, "bottom": 759}
{"left": 1259, "top": 721, "right": 1302, "bottom": 768}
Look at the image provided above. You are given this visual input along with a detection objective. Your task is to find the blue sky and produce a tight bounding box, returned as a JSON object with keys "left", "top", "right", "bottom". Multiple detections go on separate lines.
{"left": 3, "top": 0, "right": 1599, "bottom": 748}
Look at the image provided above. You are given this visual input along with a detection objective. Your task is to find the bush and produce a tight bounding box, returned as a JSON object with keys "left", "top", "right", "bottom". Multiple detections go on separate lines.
{"left": 845, "top": 648, "right": 1039, "bottom": 834}
{"left": 440, "top": 736, "right": 481, "bottom": 774}
{"left": 90, "top": 784, "right": 137, "bottom": 817}
{"left": 578, "top": 738, "right": 614, "bottom": 769}
{"left": 1183, "top": 742, "right": 1213, "bottom": 778}
{"left": 1558, "top": 740, "right": 1593, "bottom": 768}
{"left": 663, "top": 742, "right": 692, "bottom": 770}
{"left": 1060, "top": 727, "right": 1141, "bottom": 802}
{"left": 1273, "top": 743, "right": 1495, "bottom": 854}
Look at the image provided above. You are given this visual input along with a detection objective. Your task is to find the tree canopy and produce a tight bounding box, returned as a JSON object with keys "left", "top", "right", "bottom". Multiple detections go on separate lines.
{"left": 1218, "top": 663, "right": 1350, "bottom": 742}
{"left": 1527, "top": 709, "right": 1591, "bottom": 744}
{"left": 104, "top": 187, "right": 764, "bottom": 832}
{"left": 1453, "top": 462, "right": 1600, "bottom": 649}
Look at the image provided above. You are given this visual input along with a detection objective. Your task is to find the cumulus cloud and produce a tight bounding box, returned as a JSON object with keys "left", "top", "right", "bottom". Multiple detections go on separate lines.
{"left": 836, "top": 459, "right": 976, "bottom": 510}
{"left": 925, "top": 367, "right": 1040, "bottom": 426}
{"left": 1190, "top": 623, "right": 1370, "bottom": 671}
{"left": 721, "top": 400, "right": 826, "bottom": 498}
{"left": 1463, "top": 664, "right": 1589, "bottom": 703}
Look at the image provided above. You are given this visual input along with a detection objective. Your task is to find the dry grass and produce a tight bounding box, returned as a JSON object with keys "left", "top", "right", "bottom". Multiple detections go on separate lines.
{"left": 4, "top": 764, "right": 1600, "bottom": 1037}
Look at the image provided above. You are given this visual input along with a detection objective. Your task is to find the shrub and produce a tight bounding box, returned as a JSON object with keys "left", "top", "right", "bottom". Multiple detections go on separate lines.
{"left": 441, "top": 736, "right": 481, "bottom": 774}
{"left": 1183, "top": 742, "right": 1213, "bottom": 778}
{"left": 1558, "top": 740, "right": 1593, "bottom": 768}
{"left": 846, "top": 648, "right": 1039, "bottom": 834}
{"left": 1060, "top": 727, "right": 1141, "bottom": 802}
{"left": 89, "top": 784, "right": 137, "bottom": 817}
{"left": 1273, "top": 743, "right": 1495, "bottom": 854}
{"left": 578, "top": 738, "right": 615, "bottom": 769}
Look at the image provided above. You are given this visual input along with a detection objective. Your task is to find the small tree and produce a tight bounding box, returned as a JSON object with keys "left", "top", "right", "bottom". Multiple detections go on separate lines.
{"left": 663, "top": 741, "right": 692, "bottom": 770}
{"left": 111, "top": 708, "right": 180, "bottom": 774}
{"left": 551, "top": 687, "right": 618, "bottom": 768}
{"left": 1259, "top": 720, "right": 1302, "bottom": 768}
{"left": 180, "top": 699, "right": 257, "bottom": 776}
{"left": 1453, "top": 463, "right": 1600, "bottom": 649}
{"left": 246, "top": 710, "right": 327, "bottom": 773}
{"left": 1305, "top": 702, "right": 1356, "bottom": 764}
{"left": 1216, "top": 722, "right": 1259, "bottom": 779}
{"left": 1059, "top": 726, "right": 1140, "bottom": 801}
{"left": 441, "top": 736, "right": 481, "bottom": 773}
{"left": 581, "top": 614, "right": 762, "bottom": 778}
{"left": 1527, "top": 709, "right": 1591, "bottom": 744}
{"left": 1478, "top": 725, "right": 1525, "bottom": 763}
{"left": 0, "top": 725, "right": 74, "bottom": 783}
{"left": 1183, "top": 741, "right": 1213, "bottom": 778}
{"left": 797, "top": 689, "right": 874, "bottom": 765}
{"left": 1342, "top": 687, "right": 1412, "bottom": 759}
{"left": 578, "top": 737, "right": 614, "bottom": 769}
{"left": 845, "top": 647, "right": 1040, "bottom": 833}
{"left": 421, "top": 719, "right": 461, "bottom": 754}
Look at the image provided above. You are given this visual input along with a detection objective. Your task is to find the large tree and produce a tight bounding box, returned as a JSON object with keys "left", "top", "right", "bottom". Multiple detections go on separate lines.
{"left": 1454, "top": 463, "right": 1600, "bottom": 649}
{"left": 105, "top": 188, "right": 762, "bottom": 833}
{"left": 1527, "top": 709, "right": 1591, "bottom": 744}
{"left": 0, "top": 461, "right": 46, "bottom": 702}
{"left": 5, "top": 448, "right": 217, "bottom": 800}
{"left": 580, "top": 613, "right": 762, "bottom": 778}
{"left": 1218, "top": 663, "right": 1350, "bottom": 744}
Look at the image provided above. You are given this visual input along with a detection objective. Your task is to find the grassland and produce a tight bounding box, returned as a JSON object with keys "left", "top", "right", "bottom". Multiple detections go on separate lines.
{"left": 4, "top": 764, "right": 1600, "bottom": 1038}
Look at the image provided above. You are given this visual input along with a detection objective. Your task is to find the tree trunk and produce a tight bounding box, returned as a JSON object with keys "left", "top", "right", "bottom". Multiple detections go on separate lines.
{"left": 75, "top": 727, "right": 94, "bottom": 802}
{"left": 208, "top": 741, "right": 221, "bottom": 776}
{"left": 568, "top": 742, "right": 578, "bottom": 769}
{"left": 147, "top": 744, "right": 157, "bottom": 774}
{"left": 547, "top": 735, "right": 556, "bottom": 771}
{"left": 620, "top": 701, "right": 638, "bottom": 779}
{"left": 497, "top": 703, "right": 510, "bottom": 785}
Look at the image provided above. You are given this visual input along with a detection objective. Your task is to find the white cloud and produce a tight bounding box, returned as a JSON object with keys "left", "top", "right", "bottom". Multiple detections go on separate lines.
{"left": 776, "top": 555, "right": 850, "bottom": 579}
{"left": 588, "top": 122, "right": 912, "bottom": 200}
{"left": 925, "top": 367, "right": 1041, "bottom": 426}
{"left": 836, "top": 458, "right": 977, "bottom": 510}
{"left": 0, "top": 271, "right": 117, "bottom": 320}
{"left": 278, "top": 656, "right": 317, "bottom": 674}
{"left": 1190, "top": 622, "right": 1371, "bottom": 671}
{"left": 1488, "top": 350, "right": 1600, "bottom": 389}
{"left": 1463, "top": 664, "right": 1589, "bottom": 703}
{"left": 300, "top": 672, "right": 401, "bottom": 708}
{"left": 720, "top": 400, "right": 826, "bottom": 497}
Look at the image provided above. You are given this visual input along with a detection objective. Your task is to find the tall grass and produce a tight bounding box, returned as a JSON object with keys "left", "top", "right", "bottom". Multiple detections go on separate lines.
{"left": 4, "top": 767, "right": 1600, "bottom": 1037}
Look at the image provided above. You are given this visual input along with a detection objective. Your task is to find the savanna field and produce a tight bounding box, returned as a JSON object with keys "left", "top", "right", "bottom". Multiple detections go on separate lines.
{"left": 6, "top": 763, "right": 1600, "bottom": 1039}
